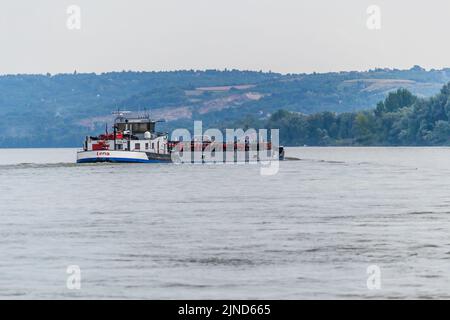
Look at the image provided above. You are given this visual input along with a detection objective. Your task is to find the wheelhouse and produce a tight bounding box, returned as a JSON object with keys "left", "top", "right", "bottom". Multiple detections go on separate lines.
{"left": 83, "top": 112, "right": 168, "bottom": 154}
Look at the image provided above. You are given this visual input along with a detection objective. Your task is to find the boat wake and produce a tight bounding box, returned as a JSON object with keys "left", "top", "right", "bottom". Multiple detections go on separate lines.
{"left": 0, "top": 162, "right": 104, "bottom": 170}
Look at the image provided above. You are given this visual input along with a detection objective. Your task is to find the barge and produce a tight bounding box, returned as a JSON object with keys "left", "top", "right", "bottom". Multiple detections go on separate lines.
{"left": 76, "top": 112, "right": 284, "bottom": 164}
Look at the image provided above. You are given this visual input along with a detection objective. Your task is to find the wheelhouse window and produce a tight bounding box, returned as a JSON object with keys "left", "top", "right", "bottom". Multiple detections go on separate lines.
{"left": 145, "top": 143, "right": 149, "bottom": 150}
{"left": 135, "top": 143, "right": 140, "bottom": 150}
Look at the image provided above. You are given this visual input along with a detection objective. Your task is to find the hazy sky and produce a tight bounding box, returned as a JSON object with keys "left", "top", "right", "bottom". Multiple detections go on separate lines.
{"left": 1, "top": 0, "right": 450, "bottom": 75}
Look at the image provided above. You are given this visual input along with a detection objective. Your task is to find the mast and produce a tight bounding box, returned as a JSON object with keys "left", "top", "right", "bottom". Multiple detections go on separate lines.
{"left": 113, "top": 125, "right": 117, "bottom": 151}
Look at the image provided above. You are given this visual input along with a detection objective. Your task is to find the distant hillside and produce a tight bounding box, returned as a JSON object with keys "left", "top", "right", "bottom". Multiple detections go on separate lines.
{"left": 1, "top": 67, "right": 450, "bottom": 147}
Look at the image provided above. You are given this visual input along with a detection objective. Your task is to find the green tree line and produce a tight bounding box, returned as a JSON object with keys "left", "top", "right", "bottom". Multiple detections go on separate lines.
{"left": 254, "top": 84, "right": 450, "bottom": 146}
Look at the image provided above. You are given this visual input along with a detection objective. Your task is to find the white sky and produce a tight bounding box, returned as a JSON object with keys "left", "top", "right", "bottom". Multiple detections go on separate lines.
{"left": 0, "top": 0, "right": 449, "bottom": 74}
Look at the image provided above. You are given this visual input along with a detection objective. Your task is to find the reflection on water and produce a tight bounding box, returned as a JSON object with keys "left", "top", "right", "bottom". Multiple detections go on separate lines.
{"left": 1, "top": 147, "right": 450, "bottom": 299}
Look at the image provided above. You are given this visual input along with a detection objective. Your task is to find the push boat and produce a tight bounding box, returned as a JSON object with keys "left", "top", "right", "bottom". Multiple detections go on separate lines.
{"left": 76, "top": 112, "right": 284, "bottom": 164}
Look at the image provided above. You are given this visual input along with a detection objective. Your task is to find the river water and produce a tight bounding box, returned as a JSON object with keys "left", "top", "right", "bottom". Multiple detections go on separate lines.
{"left": 1, "top": 147, "right": 450, "bottom": 299}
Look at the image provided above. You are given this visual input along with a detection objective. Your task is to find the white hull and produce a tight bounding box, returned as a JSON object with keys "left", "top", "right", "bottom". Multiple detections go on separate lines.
{"left": 77, "top": 150, "right": 170, "bottom": 163}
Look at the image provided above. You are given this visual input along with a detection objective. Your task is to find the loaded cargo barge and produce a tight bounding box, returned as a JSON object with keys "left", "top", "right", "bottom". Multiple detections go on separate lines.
{"left": 76, "top": 112, "right": 284, "bottom": 164}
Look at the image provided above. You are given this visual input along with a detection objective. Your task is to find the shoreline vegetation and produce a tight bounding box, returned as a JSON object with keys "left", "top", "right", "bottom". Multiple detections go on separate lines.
{"left": 2, "top": 67, "right": 450, "bottom": 147}
{"left": 237, "top": 84, "right": 450, "bottom": 147}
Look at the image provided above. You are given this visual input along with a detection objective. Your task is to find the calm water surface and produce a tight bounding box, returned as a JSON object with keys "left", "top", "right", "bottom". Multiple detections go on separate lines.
{"left": 1, "top": 147, "right": 450, "bottom": 299}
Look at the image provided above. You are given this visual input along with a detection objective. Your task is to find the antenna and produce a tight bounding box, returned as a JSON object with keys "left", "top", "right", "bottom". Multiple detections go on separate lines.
{"left": 143, "top": 107, "right": 150, "bottom": 119}
{"left": 112, "top": 109, "right": 131, "bottom": 117}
